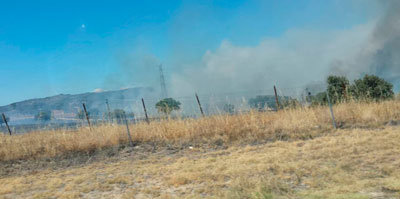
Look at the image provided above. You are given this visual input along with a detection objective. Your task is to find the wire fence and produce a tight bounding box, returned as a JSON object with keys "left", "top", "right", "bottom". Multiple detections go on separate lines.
{"left": 0, "top": 86, "right": 317, "bottom": 134}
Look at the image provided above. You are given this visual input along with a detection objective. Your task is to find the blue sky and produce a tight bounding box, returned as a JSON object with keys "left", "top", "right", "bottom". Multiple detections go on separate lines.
{"left": 0, "top": 0, "right": 377, "bottom": 105}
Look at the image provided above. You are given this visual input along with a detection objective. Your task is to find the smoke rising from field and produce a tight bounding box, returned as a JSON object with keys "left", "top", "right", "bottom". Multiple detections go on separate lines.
{"left": 108, "top": 1, "right": 399, "bottom": 99}
{"left": 329, "top": 0, "right": 400, "bottom": 90}
{"left": 169, "top": 25, "right": 373, "bottom": 96}
{"left": 167, "top": 0, "right": 400, "bottom": 97}
{"left": 368, "top": 0, "right": 400, "bottom": 88}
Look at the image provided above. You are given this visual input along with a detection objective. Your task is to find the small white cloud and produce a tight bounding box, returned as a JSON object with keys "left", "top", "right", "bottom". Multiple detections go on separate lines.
{"left": 119, "top": 87, "right": 130, "bottom": 90}
{"left": 93, "top": 88, "right": 104, "bottom": 93}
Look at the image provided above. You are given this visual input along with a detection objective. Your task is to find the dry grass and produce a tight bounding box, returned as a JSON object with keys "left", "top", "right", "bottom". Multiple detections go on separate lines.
{"left": 225, "top": 126, "right": 400, "bottom": 199}
{"left": 1, "top": 100, "right": 400, "bottom": 162}
{"left": 0, "top": 100, "right": 400, "bottom": 198}
{"left": 0, "top": 126, "right": 399, "bottom": 198}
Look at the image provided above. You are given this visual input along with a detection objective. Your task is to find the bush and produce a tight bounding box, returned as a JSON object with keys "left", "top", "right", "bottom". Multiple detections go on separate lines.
{"left": 327, "top": 75, "right": 350, "bottom": 103}
{"left": 310, "top": 74, "right": 394, "bottom": 105}
{"left": 350, "top": 74, "right": 394, "bottom": 101}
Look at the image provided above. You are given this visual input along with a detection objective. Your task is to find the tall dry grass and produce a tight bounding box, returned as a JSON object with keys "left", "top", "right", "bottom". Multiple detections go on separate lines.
{"left": 0, "top": 100, "right": 399, "bottom": 162}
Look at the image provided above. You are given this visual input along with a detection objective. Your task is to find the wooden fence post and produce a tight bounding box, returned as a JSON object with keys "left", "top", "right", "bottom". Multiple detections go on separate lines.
{"left": 82, "top": 103, "right": 91, "bottom": 129}
{"left": 2, "top": 113, "right": 11, "bottom": 135}
{"left": 141, "top": 98, "right": 150, "bottom": 124}
{"left": 326, "top": 92, "right": 337, "bottom": 129}
{"left": 105, "top": 99, "right": 113, "bottom": 124}
{"left": 273, "top": 85, "right": 281, "bottom": 111}
{"left": 195, "top": 93, "right": 205, "bottom": 117}
{"left": 122, "top": 111, "right": 134, "bottom": 147}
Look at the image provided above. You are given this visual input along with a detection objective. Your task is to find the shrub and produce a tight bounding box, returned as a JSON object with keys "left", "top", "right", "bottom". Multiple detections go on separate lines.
{"left": 350, "top": 74, "right": 394, "bottom": 101}
{"left": 327, "top": 75, "right": 350, "bottom": 103}
{"left": 310, "top": 74, "right": 394, "bottom": 105}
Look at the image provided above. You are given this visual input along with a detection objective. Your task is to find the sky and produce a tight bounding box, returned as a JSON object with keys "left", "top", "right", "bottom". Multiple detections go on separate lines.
{"left": 0, "top": 0, "right": 385, "bottom": 105}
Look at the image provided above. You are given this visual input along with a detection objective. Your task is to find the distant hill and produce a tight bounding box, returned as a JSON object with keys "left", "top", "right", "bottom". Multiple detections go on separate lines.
{"left": 0, "top": 87, "right": 156, "bottom": 123}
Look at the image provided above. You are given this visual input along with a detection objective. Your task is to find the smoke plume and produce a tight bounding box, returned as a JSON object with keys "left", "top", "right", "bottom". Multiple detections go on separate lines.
{"left": 368, "top": 0, "right": 400, "bottom": 88}
{"left": 170, "top": 25, "right": 373, "bottom": 96}
{"left": 169, "top": 1, "right": 400, "bottom": 97}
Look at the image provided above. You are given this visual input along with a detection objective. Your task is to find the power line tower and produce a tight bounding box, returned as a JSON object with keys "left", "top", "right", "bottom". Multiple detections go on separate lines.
{"left": 159, "top": 64, "right": 168, "bottom": 99}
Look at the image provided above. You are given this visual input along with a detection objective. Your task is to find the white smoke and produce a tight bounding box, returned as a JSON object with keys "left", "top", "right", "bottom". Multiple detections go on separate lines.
{"left": 326, "top": 0, "right": 400, "bottom": 91}
{"left": 170, "top": 23, "right": 374, "bottom": 96}
{"left": 169, "top": 1, "right": 400, "bottom": 96}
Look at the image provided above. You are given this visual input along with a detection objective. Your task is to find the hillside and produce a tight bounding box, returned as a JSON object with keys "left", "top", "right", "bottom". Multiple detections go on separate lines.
{"left": 0, "top": 87, "right": 155, "bottom": 123}
{"left": 0, "top": 100, "right": 400, "bottom": 198}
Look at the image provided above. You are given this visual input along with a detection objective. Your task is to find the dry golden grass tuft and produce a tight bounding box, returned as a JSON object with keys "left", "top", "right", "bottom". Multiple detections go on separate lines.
{"left": 1, "top": 100, "right": 400, "bottom": 162}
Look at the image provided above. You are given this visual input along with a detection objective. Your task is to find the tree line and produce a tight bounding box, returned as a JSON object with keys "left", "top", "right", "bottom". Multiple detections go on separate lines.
{"left": 308, "top": 74, "right": 394, "bottom": 105}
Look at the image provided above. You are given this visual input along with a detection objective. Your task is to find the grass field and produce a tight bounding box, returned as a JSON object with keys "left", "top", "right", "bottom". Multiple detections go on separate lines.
{"left": 0, "top": 99, "right": 400, "bottom": 198}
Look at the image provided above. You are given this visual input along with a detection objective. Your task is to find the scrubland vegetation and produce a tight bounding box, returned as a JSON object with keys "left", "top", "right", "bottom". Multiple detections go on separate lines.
{"left": 0, "top": 99, "right": 399, "bottom": 162}
{"left": 0, "top": 97, "right": 400, "bottom": 198}
{"left": 0, "top": 76, "right": 398, "bottom": 198}
{"left": 0, "top": 76, "right": 400, "bottom": 199}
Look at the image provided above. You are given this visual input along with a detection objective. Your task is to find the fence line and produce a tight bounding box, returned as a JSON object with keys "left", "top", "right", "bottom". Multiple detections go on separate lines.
{"left": 1, "top": 86, "right": 336, "bottom": 134}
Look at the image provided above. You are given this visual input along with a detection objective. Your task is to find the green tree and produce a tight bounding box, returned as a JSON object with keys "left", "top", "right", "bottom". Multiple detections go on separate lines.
{"left": 350, "top": 74, "right": 394, "bottom": 100}
{"left": 155, "top": 98, "right": 181, "bottom": 115}
{"left": 35, "top": 111, "right": 52, "bottom": 122}
{"left": 327, "top": 75, "right": 350, "bottom": 103}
